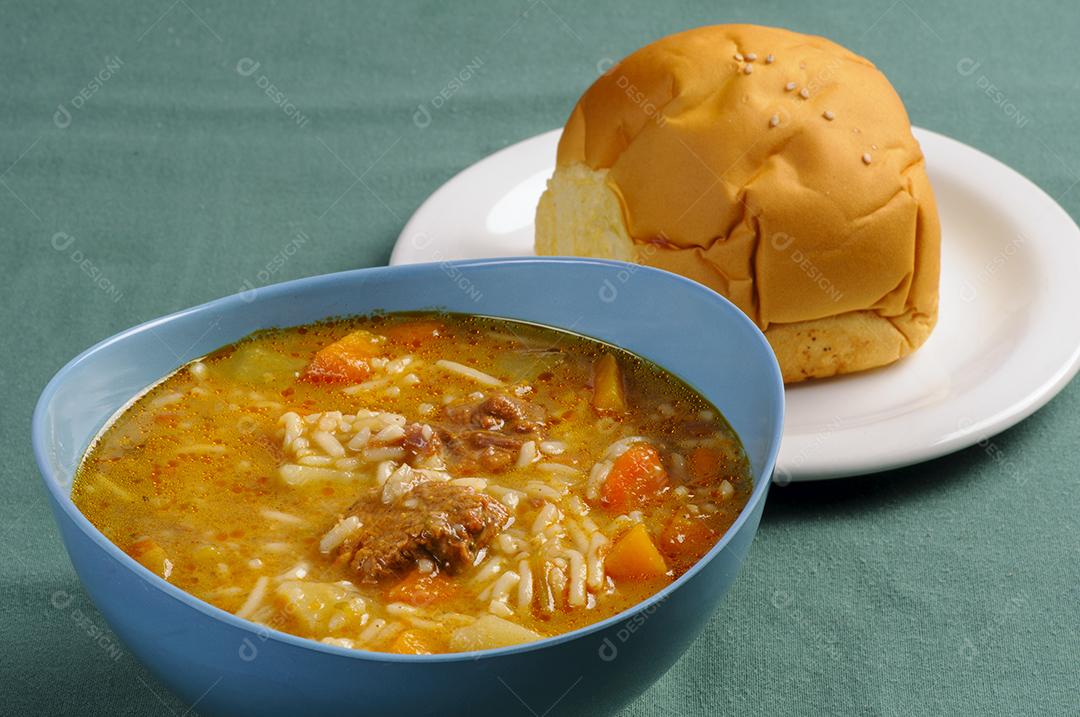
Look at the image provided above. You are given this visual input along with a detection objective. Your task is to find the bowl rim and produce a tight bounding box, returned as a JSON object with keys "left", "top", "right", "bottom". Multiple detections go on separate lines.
{"left": 32, "top": 256, "right": 784, "bottom": 664}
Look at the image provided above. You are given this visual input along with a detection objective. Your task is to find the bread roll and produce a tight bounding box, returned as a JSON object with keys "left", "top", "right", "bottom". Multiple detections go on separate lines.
{"left": 535, "top": 24, "right": 940, "bottom": 382}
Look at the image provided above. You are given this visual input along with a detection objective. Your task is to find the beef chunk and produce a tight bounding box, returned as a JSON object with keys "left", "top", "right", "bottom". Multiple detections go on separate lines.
{"left": 461, "top": 430, "right": 525, "bottom": 451}
{"left": 444, "top": 393, "right": 545, "bottom": 433}
{"left": 440, "top": 393, "right": 545, "bottom": 474}
{"left": 335, "top": 481, "right": 509, "bottom": 582}
{"left": 455, "top": 430, "right": 523, "bottom": 473}
{"left": 479, "top": 394, "right": 545, "bottom": 432}
{"left": 401, "top": 422, "right": 443, "bottom": 467}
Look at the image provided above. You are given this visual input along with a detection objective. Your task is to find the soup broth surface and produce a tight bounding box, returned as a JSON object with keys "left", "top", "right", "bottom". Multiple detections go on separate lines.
{"left": 74, "top": 313, "right": 752, "bottom": 654}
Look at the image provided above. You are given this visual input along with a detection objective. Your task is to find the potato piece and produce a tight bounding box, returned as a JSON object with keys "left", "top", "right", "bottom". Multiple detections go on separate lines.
{"left": 128, "top": 538, "right": 173, "bottom": 580}
{"left": 189, "top": 543, "right": 223, "bottom": 567}
{"left": 221, "top": 343, "right": 307, "bottom": 385}
{"left": 448, "top": 615, "right": 544, "bottom": 652}
{"left": 275, "top": 580, "right": 366, "bottom": 637}
{"left": 493, "top": 349, "right": 565, "bottom": 382}
{"left": 605, "top": 524, "right": 668, "bottom": 581}
{"left": 591, "top": 354, "right": 627, "bottom": 413}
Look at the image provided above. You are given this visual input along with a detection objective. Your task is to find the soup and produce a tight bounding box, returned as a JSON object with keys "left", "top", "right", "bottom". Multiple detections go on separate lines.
{"left": 73, "top": 313, "right": 752, "bottom": 654}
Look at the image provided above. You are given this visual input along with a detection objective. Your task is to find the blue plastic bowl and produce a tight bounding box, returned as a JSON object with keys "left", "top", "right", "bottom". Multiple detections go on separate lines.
{"left": 32, "top": 258, "right": 783, "bottom": 717}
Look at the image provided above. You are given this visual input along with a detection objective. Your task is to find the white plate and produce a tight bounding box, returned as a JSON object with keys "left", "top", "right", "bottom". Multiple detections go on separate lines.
{"left": 392, "top": 128, "right": 1080, "bottom": 480}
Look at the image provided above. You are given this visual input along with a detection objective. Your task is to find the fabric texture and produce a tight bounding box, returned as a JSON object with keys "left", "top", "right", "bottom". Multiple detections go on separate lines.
{"left": 2, "top": 1, "right": 1077, "bottom": 714}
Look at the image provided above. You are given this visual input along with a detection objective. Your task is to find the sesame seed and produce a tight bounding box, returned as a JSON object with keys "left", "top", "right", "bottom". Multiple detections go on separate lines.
{"left": 766, "top": 54, "right": 775, "bottom": 64}
{"left": 734, "top": 53, "right": 744, "bottom": 61}
{"left": 785, "top": 81, "right": 796, "bottom": 91}
{"left": 769, "top": 114, "right": 781, "bottom": 127}
{"left": 743, "top": 64, "right": 754, "bottom": 75}
{"left": 872, "top": 143, "right": 878, "bottom": 150}
{"left": 799, "top": 88, "right": 810, "bottom": 99}
{"left": 862, "top": 153, "right": 872, "bottom": 165}
{"left": 746, "top": 52, "right": 758, "bottom": 61}
{"left": 823, "top": 110, "right": 835, "bottom": 121}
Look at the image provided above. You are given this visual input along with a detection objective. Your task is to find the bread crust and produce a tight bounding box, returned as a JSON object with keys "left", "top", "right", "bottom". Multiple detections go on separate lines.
{"left": 763, "top": 307, "right": 937, "bottom": 382}
{"left": 535, "top": 24, "right": 941, "bottom": 382}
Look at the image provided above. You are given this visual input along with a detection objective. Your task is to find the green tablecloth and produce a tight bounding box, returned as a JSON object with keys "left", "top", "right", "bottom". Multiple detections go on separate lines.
{"left": 4, "top": 1, "right": 1078, "bottom": 714}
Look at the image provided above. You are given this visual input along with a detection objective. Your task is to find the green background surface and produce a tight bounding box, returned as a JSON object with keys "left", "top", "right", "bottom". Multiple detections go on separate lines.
{"left": 3, "top": 1, "right": 1078, "bottom": 714}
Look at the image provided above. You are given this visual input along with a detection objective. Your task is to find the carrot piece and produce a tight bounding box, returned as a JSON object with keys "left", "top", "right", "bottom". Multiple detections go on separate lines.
{"left": 592, "top": 354, "right": 628, "bottom": 413}
{"left": 387, "top": 570, "right": 457, "bottom": 606}
{"left": 389, "top": 629, "right": 437, "bottom": 655}
{"left": 382, "top": 320, "right": 444, "bottom": 347}
{"left": 601, "top": 443, "right": 668, "bottom": 512}
{"left": 302, "top": 330, "right": 383, "bottom": 384}
{"left": 605, "top": 524, "right": 668, "bottom": 581}
{"left": 687, "top": 446, "right": 724, "bottom": 481}
{"left": 658, "top": 513, "right": 717, "bottom": 559}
